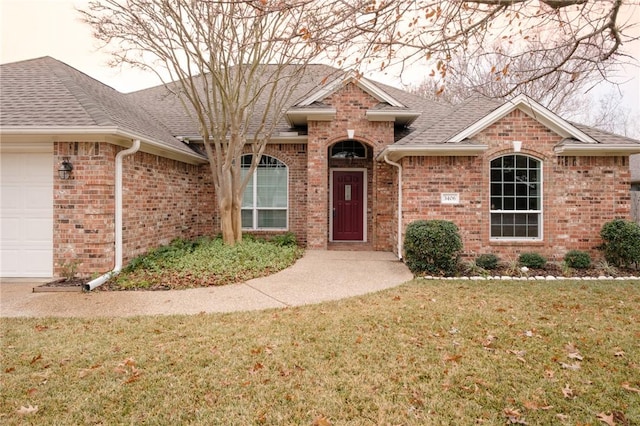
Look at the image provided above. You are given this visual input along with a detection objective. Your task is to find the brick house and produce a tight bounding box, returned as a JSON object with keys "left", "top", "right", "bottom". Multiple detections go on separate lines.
{"left": 1, "top": 56, "right": 639, "bottom": 279}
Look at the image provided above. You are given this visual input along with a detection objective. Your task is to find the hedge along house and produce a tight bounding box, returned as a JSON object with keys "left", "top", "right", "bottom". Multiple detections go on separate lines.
{"left": 1, "top": 56, "right": 639, "bottom": 279}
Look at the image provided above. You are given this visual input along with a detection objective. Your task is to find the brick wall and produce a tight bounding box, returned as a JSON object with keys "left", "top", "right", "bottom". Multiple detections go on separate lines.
{"left": 121, "top": 151, "right": 215, "bottom": 262}
{"left": 400, "top": 109, "right": 632, "bottom": 261}
{"left": 53, "top": 141, "right": 215, "bottom": 277}
{"left": 306, "top": 82, "right": 396, "bottom": 249}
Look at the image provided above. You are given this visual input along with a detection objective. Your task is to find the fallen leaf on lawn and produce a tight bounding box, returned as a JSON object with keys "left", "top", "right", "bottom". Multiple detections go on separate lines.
{"left": 30, "top": 354, "right": 42, "bottom": 365}
{"left": 250, "top": 362, "right": 264, "bottom": 374}
{"left": 26, "top": 388, "right": 37, "bottom": 396}
{"left": 596, "top": 412, "right": 615, "bottom": 426}
{"left": 621, "top": 382, "right": 640, "bottom": 393}
{"left": 503, "top": 407, "right": 527, "bottom": 424}
{"left": 544, "top": 369, "right": 555, "bottom": 379}
{"left": 34, "top": 324, "right": 48, "bottom": 332}
{"left": 355, "top": 336, "right": 363, "bottom": 344}
{"left": 556, "top": 413, "right": 569, "bottom": 421}
{"left": 522, "top": 400, "right": 553, "bottom": 411}
{"left": 565, "top": 342, "right": 583, "bottom": 360}
{"left": 312, "top": 415, "right": 332, "bottom": 426}
{"left": 16, "top": 405, "right": 38, "bottom": 416}
{"left": 560, "top": 362, "right": 581, "bottom": 371}
{"left": 562, "top": 384, "right": 574, "bottom": 399}
{"left": 507, "top": 349, "right": 526, "bottom": 363}
{"left": 443, "top": 353, "right": 462, "bottom": 363}
{"left": 482, "top": 335, "right": 497, "bottom": 348}
{"left": 614, "top": 350, "right": 625, "bottom": 358}
{"left": 121, "top": 357, "right": 136, "bottom": 367}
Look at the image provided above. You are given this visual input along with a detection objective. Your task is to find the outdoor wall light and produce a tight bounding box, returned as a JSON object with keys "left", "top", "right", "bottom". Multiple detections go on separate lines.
{"left": 58, "top": 158, "right": 73, "bottom": 180}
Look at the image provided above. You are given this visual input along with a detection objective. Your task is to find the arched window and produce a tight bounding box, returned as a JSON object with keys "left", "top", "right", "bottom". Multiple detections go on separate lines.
{"left": 330, "top": 140, "right": 367, "bottom": 159}
{"left": 490, "top": 154, "right": 542, "bottom": 239}
{"left": 241, "top": 155, "right": 288, "bottom": 230}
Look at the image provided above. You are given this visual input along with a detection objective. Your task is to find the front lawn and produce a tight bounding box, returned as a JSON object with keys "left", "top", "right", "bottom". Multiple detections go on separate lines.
{"left": 2, "top": 280, "right": 639, "bottom": 425}
{"left": 103, "top": 235, "right": 302, "bottom": 290}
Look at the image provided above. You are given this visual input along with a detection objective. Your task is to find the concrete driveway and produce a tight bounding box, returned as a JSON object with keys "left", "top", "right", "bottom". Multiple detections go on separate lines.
{"left": 0, "top": 250, "right": 413, "bottom": 318}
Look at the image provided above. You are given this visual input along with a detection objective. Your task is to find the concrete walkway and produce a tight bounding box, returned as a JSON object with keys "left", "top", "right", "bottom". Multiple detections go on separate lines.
{"left": 0, "top": 250, "right": 413, "bottom": 318}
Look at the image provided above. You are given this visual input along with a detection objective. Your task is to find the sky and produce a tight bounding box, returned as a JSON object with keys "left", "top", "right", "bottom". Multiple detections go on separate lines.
{"left": 1, "top": 0, "right": 639, "bottom": 133}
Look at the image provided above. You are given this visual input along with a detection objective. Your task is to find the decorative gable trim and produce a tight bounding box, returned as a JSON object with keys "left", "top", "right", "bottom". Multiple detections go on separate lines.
{"left": 448, "top": 94, "right": 598, "bottom": 144}
{"left": 296, "top": 71, "right": 406, "bottom": 108}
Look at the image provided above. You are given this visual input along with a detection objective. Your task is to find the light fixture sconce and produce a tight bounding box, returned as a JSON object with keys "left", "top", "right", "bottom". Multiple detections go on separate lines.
{"left": 347, "top": 129, "right": 355, "bottom": 139}
{"left": 58, "top": 158, "right": 73, "bottom": 180}
{"left": 512, "top": 140, "right": 522, "bottom": 152}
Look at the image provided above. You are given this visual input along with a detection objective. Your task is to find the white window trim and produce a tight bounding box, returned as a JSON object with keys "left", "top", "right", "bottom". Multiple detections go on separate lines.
{"left": 329, "top": 168, "right": 368, "bottom": 242}
{"left": 489, "top": 155, "right": 544, "bottom": 241}
{"left": 241, "top": 155, "right": 289, "bottom": 231}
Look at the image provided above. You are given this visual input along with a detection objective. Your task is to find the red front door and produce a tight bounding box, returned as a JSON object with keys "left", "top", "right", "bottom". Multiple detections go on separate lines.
{"left": 332, "top": 171, "right": 364, "bottom": 241}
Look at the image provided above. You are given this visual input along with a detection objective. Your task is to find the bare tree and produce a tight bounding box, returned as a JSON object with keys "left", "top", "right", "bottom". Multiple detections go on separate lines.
{"left": 81, "top": 0, "right": 639, "bottom": 245}
{"left": 81, "top": 0, "right": 350, "bottom": 245}
{"left": 333, "top": 0, "right": 639, "bottom": 97}
{"left": 407, "top": 40, "right": 598, "bottom": 119}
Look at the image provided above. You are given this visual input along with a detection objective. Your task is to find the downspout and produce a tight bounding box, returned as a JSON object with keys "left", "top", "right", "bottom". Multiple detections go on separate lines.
{"left": 84, "top": 139, "right": 141, "bottom": 291}
{"left": 384, "top": 155, "right": 403, "bottom": 260}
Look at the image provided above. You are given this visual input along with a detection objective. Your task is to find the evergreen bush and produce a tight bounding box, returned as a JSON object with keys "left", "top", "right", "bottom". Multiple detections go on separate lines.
{"left": 518, "top": 252, "right": 546, "bottom": 269}
{"left": 404, "top": 220, "right": 462, "bottom": 276}
{"left": 600, "top": 219, "right": 640, "bottom": 268}
{"left": 563, "top": 250, "right": 591, "bottom": 269}
{"left": 475, "top": 254, "right": 499, "bottom": 270}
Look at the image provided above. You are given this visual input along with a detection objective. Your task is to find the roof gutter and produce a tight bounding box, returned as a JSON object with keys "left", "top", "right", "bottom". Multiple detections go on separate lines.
{"left": 377, "top": 144, "right": 488, "bottom": 162}
{"left": 0, "top": 126, "right": 207, "bottom": 164}
{"left": 383, "top": 155, "right": 403, "bottom": 260}
{"left": 553, "top": 144, "right": 640, "bottom": 155}
{"left": 84, "top": 139, "right": 141, "bottom": 291}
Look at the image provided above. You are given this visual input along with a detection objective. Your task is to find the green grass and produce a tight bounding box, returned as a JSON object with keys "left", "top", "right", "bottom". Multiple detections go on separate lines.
{"left": 106, "top": 236, "right": 302, "bottom": 290}
{"left": 1, "top": 280, "right": 639, "bottom": 425}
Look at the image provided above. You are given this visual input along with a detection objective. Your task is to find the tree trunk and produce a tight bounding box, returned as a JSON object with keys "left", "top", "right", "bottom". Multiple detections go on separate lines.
{"left": 219, "top": 193, "right": 236, "bottom": 245}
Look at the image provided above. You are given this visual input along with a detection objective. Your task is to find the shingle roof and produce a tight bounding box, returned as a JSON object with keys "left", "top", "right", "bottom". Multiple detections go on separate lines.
{"left": 0, "top": 57, "right": 200, "bottom": 157}
{"left": 128, "top": 64, "right": 346, "bottom": 138}
{"left": 2, "top": 57, "right": 638, "bottom": 154}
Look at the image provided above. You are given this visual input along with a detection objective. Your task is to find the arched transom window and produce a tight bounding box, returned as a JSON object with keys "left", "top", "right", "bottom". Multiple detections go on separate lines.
{"left": 331, "top": 140, "right": 367, "bottom": 159}
{"left": 241, "top": 154, "right": 288, "bottom": 230}
{"left": 490, "top": 154, "right": 542, "bottom": 239}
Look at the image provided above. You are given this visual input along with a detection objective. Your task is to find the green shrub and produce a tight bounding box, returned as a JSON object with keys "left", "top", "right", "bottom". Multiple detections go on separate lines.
{"left": 563, "top": 250, "right": 591, "bottom": 269}
{"left": 600, "top": 219, "right": 640, "bottom": 268}
{"left": 475, "top": 254, "right": 499, "bottom": 270}
{"left": 518, "top": 252, "right": 546, "bottom": 269}
{"left": 270, "top": 232, "right": 297, "bottom": 247}
{"left": 404, "top": 220, "right": 462, "bottom": 276}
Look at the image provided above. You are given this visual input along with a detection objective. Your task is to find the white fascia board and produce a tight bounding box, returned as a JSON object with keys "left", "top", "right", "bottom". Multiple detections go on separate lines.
{"left": 0, "top": 126, "right": 207, "bottom": 164}
{"left": 366, "top": 110, "right": 421, "bottom": 124}
{"left": 554, "top": 144, "right": 640, "bottom": 155}
{"left": 285, "top": 108, "right": 337, "bottom": 126}
{"left": 448, "top": 94, "right": 597, "bottom": 144}
{"left": 297, "top": 72, "right": 405, "bottom": 108}
{"left": 377, "top": 144, "right": 488, "bottom": 162}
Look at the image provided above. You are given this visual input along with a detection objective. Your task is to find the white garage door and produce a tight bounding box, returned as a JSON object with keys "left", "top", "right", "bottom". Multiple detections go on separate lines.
{"left": 1, "top": 150, "right": 53, "bottom": 277}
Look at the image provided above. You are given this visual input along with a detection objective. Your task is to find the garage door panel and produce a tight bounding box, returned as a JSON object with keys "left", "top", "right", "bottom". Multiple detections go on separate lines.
{"left": 0, "top": 151, "right": 53, "bottom": 277}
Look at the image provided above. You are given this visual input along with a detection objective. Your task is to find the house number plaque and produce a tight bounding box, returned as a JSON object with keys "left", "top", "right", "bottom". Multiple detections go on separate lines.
{"left": 441, "top": 193, "right": 460, "bottom": 204}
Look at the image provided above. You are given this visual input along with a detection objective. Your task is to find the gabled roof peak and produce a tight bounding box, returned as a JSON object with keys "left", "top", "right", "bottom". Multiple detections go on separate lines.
{"left": 448, "top": 93, "right": 597, "bottom": 143}
{"left": 295, "top": 70, "right": 406, "bottom": 108}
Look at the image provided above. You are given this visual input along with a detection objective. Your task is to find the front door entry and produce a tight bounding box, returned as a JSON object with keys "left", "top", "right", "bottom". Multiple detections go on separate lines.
{"left": 332, "top": 170, "right": 364, "bottom": 241}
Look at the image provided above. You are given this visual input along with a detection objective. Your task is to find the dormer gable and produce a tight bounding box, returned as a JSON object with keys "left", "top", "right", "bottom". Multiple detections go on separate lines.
{"left": 286, "top": 71, "right": 420, "bottom": 127}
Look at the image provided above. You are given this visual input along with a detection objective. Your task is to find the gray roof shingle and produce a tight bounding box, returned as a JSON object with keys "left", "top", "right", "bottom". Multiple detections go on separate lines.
{"left": 2, "top": 57, "right": 638, "bottom": 152}
{"left": 0, "top": 57, "right": 200, "bottom": 157}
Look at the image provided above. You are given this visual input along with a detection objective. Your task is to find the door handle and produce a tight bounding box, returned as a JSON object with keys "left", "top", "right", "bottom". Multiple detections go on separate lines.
{"left": 333, "top": 208, "right": 336, "bottom": 218}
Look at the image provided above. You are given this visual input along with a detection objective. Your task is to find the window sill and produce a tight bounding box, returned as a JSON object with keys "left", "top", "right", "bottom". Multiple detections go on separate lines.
{"left": 489, "top": 239, "right": 544, "bottom": 245}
